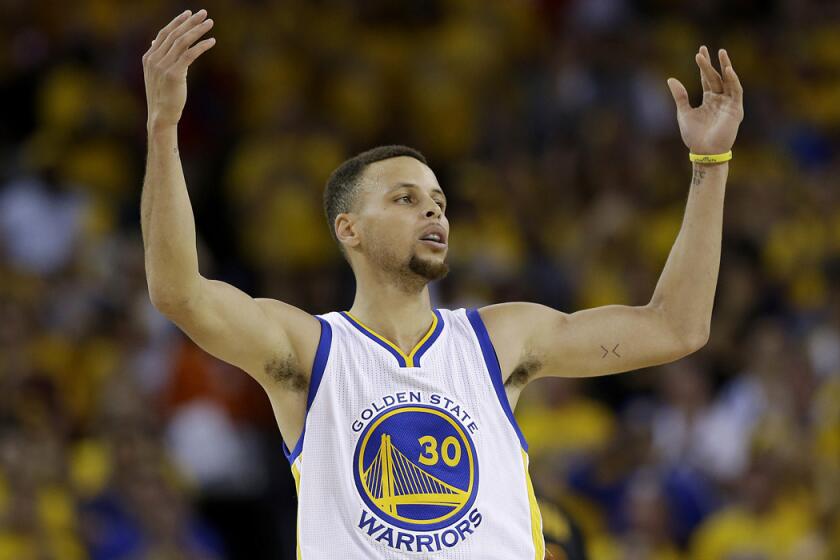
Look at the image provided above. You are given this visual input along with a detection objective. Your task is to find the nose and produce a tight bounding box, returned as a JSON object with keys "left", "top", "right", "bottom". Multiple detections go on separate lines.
{"left": 424, "top": 199, "right": 442, "bottom": 219}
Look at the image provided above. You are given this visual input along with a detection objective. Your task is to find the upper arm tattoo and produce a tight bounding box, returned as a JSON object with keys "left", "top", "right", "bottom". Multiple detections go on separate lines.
{"left": 600, "top": 343, "right": 621, "bottom": 358}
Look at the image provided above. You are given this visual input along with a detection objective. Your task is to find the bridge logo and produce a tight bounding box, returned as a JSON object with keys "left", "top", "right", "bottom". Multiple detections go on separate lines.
{"left": 353, "top": 404, "right": 479, "bottom": 531}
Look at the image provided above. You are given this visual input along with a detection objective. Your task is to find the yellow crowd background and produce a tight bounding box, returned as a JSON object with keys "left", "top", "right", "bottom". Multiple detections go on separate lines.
{"left": 0, "top": 1, "right": 838, "bottom": 559}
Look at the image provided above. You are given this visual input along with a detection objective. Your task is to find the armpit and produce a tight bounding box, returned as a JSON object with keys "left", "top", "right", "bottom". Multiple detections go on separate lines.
{"left": 504, "top": 354, "right": 542, "bottom": 388}
{"left": 264, "top": 353, "right": 308, "bottom": 392}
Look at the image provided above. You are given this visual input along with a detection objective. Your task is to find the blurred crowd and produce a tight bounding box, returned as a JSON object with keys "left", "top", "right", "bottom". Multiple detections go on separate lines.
{"left": 1, "top": 0, "right": 839, "bottom": 559}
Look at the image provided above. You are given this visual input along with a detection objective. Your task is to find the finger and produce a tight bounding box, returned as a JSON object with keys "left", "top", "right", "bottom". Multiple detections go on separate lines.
{"left": 717, "top": 48, "right": 732, "bottom": 96}
{"left": 694, "top": 53, "right": 723, "bottom": 93}
{"left": 701, "top": 45, "right": 723, "bottom": 91}
{"left": 718, "top": 48, "right": 731, "bottom": 69}
{"left": 154, "top": 9, "right": 208, "bottom": 61}
{"left": 164, "top": 18, "right": 214, "bottom": 62}
{"left": 148, "top": 10, "right": 191, "bottom": 56}
{"left": 700, "top": 70, "right": 710, "bottom": 95}
{"left": 696, "top": 53, "right": 714, "bottom": 93}
{"left": 698, "top": 45, "right": 724, "bottom": 93}
{"left": 176, "top": 37, "right": 217, "bottom": 70}
{"left": 724, "top": 63, "right": 743, "bottom": 105}
{"left": 158, "top": 9, "right": 208, "bottom": 59}
{"left": 698, "top": 48, "right": 710, "bottom": 93}
{"left": 667, "top": 78, "right": 691, "bottom": 113}
{"left": 718, "top": 48, "right": 742, "bottom": 102}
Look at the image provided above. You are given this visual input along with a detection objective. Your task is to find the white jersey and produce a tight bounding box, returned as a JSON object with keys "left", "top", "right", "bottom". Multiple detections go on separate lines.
{"left": 283, "top": 307, "right": 545, "bottom": 559}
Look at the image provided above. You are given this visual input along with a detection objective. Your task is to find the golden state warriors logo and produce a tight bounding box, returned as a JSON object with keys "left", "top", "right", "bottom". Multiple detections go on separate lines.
{"left": 353, "top": 404, "right": 479, "bottom": 532}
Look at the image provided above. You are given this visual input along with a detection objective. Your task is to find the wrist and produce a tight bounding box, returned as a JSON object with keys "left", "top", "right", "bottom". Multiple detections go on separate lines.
{"left": 692, "top": 160, "right": 729, "bottom": 171}
{"left": 690, "top": 160, "right": 728, "bottom": 186}
{"left": 688, "top": 149, "right": 732, "bottom": 165}
{"left": 147, "top": 117, "right": 179, "bottom": 136}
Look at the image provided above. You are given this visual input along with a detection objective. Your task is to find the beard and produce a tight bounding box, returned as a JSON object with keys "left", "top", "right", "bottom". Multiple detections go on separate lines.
{"left": 367, "top": 238, "right": 449, "bottom": 291}
{"left": 408, "top": 251, "right": 449, "bottom": 282}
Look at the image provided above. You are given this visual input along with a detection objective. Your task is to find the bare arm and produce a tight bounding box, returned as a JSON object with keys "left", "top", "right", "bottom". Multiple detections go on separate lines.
{"left": 480, "top": 46, "right": 744, "bottom": 385}
{"left": 141, "top": 9, "right": 213, "bottom": 310}
{"left": 479, "top": 159, "right": 727, "bottom": 379}
{"left": 140, "top": 10, "right": 320, "bottom": 398}
{"left": 649, "top": 161, "right": 727, "bottom": 347}
{"left": 650, "top": 45, "right": 743, "bottom": 345}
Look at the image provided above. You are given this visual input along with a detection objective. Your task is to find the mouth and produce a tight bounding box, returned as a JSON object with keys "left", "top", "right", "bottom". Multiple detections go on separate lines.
{"left": 418, "top": 225, "right": 448, "bottom": 248}
{"left": 418, "top": 238, "right": 447, "bottom": 250}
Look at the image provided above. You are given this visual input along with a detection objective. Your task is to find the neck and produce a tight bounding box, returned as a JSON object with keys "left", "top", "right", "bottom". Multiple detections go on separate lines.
{"left": 348, "top": 267, "right": 435, "bottom": 351}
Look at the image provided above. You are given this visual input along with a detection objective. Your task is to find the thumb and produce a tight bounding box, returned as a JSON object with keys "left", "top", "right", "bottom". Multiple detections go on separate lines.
{"left": 667, "top": 78, "right": 690, "bottom": 113}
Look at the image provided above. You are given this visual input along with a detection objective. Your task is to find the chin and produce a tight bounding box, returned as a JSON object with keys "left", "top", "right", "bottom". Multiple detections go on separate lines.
{"left": 408, "top": 253, "right": 449, "bottom": 282}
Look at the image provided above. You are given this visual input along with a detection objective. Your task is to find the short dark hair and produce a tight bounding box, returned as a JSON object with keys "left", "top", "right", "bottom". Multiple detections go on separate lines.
{"left": 323, "top": 144, "right": 428, "bottom": 258}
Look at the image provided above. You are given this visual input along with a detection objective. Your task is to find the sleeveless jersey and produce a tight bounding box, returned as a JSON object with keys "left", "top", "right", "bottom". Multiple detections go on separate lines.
{"left": 283, "top": 307, "right": 545, "bottom": 559}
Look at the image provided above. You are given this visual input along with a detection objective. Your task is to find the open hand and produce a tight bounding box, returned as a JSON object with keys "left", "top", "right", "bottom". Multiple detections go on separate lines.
{"left": 143, "top": 9, "right": 216, "bottom": 129}
{"left": 667, "top": 46, "right": 744, "bottom": 155}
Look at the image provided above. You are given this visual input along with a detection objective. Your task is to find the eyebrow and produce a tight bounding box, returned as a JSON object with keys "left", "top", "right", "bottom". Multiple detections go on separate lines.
{"left": 390, "top": 182, "right": 447, "bottom": 203}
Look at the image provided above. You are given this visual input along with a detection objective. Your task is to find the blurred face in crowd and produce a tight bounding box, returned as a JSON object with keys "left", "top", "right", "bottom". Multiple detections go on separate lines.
{"left": 741, "top": 456, "right": 777, "bottom": 513}
{"left": 625, "top": 477, "right": 672, "bottom": 543}
{"left": 342, "top": 156, "right": 450, "bottom": 286}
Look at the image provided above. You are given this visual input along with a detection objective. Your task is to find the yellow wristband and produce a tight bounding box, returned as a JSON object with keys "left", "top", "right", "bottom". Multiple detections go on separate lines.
{"left": 689, "top": 150, "right": 732, "bottom": 164}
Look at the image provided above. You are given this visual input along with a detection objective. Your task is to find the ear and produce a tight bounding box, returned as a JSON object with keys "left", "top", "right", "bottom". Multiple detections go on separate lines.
{"left": 335, "top": 213, "right": 360, "bottom": 249}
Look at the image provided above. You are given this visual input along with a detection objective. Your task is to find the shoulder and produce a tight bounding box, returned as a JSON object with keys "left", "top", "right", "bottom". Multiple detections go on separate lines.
{"left": 476, "top": 302, "right": 566, "bottom": 350}
{"left": 473, "top": 302, "right": 564, "bottom": 385}
{"left": 254, "top": 298, "right": 327, "bottom": 376}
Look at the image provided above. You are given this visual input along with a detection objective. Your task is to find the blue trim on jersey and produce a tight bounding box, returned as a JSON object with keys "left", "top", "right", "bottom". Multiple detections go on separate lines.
{"left": 338, "top": 309, "right": 445, "bottom": 368}
{"left": 412, "top": 308, "right": 444, "bottom": 367}
{"left": 283, "top": 316, "right": 333, "bottom": 464}
{"left": 466, "top": 308, "right": 529, "bottom": 452}
{"left": 340, "top": 311, "right": 407, "bottom": 367}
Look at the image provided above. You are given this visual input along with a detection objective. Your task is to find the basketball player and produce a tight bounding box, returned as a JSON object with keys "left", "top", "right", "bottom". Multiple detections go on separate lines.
{"left": 140, "top": 10, "right": 743, "bottom": 559}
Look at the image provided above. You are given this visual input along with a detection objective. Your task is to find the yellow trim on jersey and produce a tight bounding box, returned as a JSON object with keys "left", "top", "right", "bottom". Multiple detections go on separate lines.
{"left": 291, "top": 461, "right": 301, "bottom": 492}
{"left": 520, "top": 449, "right": 545, "bottom": 559}
{"left": 291, "top": 461, "right": 302, "bottom": 560}
{"left": 344, "top": 311, "right": 437, "bottom": 367}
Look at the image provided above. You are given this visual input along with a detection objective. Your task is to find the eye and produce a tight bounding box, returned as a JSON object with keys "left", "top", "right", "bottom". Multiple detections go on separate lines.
{"left": 396, "top": 195, "right": 412, "bottom": 203}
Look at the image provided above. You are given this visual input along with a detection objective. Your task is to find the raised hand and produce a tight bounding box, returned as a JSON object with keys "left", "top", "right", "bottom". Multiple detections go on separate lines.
{"left": 666, "top": 46, "right": 744, "bottom": 155}
{"left": 143, "top": 9, "right": 216, "bottom": 130}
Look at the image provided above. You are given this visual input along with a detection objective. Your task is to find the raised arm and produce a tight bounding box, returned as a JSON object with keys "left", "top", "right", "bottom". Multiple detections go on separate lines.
{"left": 141, "top": 10, "right": 213, "bottom": 313}
{"left": 480, "top": 46, "right": 744, "bottom": 388}
{"left": 140, "top": 11, "right": 321, "bottom": 443}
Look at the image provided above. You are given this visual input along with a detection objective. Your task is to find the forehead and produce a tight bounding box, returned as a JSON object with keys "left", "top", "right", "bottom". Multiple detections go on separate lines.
{"left": 360, "top": 156, "right": 442, "bottom": 198}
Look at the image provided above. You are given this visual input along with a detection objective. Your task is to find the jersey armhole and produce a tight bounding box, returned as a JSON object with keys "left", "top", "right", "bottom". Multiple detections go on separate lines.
{"left": 466, "top": 308, "right": 529, "bottom": 452}
{"left": 283, "top": 316, "right": 333, "bottom": 464}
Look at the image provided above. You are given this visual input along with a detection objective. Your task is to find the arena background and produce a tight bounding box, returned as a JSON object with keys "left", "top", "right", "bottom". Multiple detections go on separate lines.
{"left": 1, "top": 1, "right": 839, "bottom": 559}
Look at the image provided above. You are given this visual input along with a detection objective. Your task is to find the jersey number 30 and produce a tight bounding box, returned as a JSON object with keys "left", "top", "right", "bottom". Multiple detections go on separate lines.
{"left": 418, "top": 435, "right": 462, "bottom": 467}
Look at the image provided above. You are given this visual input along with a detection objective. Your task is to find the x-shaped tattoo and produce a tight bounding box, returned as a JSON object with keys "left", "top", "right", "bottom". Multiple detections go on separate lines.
{"left": 600, "top": 344, "right": 621, "bottom": 358}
